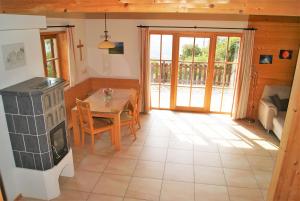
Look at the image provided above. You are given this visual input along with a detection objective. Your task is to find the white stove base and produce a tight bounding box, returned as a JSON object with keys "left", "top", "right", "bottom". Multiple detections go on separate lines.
{"left": 14, "top": 149, "right": 74, "bottom": 200}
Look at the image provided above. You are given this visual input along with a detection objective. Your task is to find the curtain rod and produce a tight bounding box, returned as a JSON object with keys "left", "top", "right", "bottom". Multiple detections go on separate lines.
{"left": 137, "top": 25, "right": 256, "bottom": 30}
{"left": 46, "top": 25, "right": 76, "bottom": 28}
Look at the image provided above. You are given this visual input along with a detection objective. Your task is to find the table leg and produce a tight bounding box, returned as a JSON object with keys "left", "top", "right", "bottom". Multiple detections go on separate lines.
{"left": 113, "top": 113, "right": 121, "bottom": 151}
{"left": 71, "top": 110, "right": 80, "bottom": 145}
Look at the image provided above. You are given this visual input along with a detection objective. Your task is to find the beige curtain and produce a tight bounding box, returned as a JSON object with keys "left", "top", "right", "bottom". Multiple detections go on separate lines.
{"left": 66, "top": 27, "right": 78, "bottom": 87}
{"left": 232, "top": 30, "right": 255, "bottom": 119}
{"left": 139, "top": 27, "right": 151, "bottom": 113}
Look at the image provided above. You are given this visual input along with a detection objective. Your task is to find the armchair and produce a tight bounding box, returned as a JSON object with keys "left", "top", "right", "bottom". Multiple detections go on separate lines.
{"left": 257, "top": 85, "right": 291, "bottom": 138}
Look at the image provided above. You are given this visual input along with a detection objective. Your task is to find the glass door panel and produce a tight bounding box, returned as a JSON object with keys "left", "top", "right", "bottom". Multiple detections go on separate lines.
{"left": 176, "top": 36, "right": 210, "bottom": 108}
{"left": 150, "top": 34, "right": 173, "bottom": 109}
{"left": 210, "top": 36, "right": 241, "bottom": 113}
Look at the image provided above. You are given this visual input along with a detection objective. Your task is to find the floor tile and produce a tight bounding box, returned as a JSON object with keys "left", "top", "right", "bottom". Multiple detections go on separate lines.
{"left": 195, "top": 183, "right": 229, "bottom": 201}
{"left": 148, "top": 127, "right": 171, "bottom": 137}
{"left": 77, "top": 154, "right": 110, "bottom": 172}
{"left": 125, "top": 177, "right": 162, "bottom": 201}
{"left": 218, "top": 145, "right": 245, "bottom": 155}
{"left": 92, "top": 174, "right": 131, "bottom": 196}
{"left": 144, "top": 136, "right": 169, "bottom": 148}
{"left": 164, "top": 163, "right": 194, "bottom": 182}
{"left": 247, "top": 155, "right": 275, "bottom": 171}
{"left": 194, "top": 166, "right": 226, "bottom": 186}
{"left": 194, "top": 152, "right": 222, "bottom": 167}
{"left": 64, "top": 112, "right": 281, "bottom": 201}
{"left": 139, "top": 147, "right": 167, "bottom": 162}
{"left": 133, "top": 160, "right": 165, "bottom": 179}
{"left": 87, "top": 194, "right": 123, "bottom": 201}
{"left": 52, "top": 189, "right": 89, "bottom": 201}
{"left": 104, "top": 158, "right": 137, "bottom": 176}
{"left": 228, "top": 187, "right": 264, "bottom": 201}
{"left": 160, "top": 181, "right": 194, "bottom": 201}
{"left": 243, "top": 147, "right": 271, "bottom": 157}
{"left": 168, "top": 139, "right": 194, "bottom": 150}
{"left": 224, "top": 168, "right": 258, "bottom": 188}
{"left": 113, "top": 145, "right": 143, "bottom": 159}
{"left": 61, "top": 170, "right": 101, "bottom": 192}
{"left": 123, "top": 198, "right": 147, "bottom": 201}
{"left": 194, "top": 143, "right": 219, "bottom": 153}
{"left": 166, "top": 149, "right": 193, "bottom": 164}
{"left": 221, "top": 154, "right": 251, "bottom": 170}
{"left": 253, "top": 170, "right": 272, "bottom": 189}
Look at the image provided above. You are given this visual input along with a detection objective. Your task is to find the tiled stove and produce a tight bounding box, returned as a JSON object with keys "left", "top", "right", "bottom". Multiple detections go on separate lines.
{"left": 0, "top": 77, "right": 74, "bottom": 200}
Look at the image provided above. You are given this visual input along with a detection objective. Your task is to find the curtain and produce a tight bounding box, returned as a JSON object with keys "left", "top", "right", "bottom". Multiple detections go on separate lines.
{"left": 66, "top": 27, "right": 78, "bottom": 87}
{"left": 232, "top": 30, "right": 255, "bottom": 119}
{"left": 139, "top": 27, "right": 151, "bottom": 113}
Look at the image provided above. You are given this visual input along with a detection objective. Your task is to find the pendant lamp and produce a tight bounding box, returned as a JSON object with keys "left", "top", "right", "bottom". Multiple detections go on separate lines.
{"left": 98, "top": 13, "right": 115, "bottom": 49}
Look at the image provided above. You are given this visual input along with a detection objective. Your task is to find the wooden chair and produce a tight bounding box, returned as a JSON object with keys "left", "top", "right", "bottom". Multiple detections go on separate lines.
{"left": 120, "top": 92, "right": 140, "bottom": 140}
{"left": 76, "top": 99, "right": 114, "bottom": 146}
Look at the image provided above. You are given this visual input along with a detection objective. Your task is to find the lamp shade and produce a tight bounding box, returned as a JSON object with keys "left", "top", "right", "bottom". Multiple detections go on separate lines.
{"left": 98, "top": 40, "right": 116, "bottom": 49}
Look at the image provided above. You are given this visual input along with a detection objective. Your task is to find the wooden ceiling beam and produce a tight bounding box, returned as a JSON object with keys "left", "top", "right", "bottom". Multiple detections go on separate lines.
{"left": 1, "top": 0, "right": 300, "bottom": 17}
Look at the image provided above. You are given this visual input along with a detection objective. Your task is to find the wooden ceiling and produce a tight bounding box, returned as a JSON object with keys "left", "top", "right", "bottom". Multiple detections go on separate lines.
{"left": 1, "top": 0, "right": 300, "bottom": 17}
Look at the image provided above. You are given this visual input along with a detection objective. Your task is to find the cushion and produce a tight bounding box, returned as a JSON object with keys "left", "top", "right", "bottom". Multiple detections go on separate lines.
{"left": 270, "top": 94, "right": 289, "bottom": 111}
{"left": 281, "top": 99, "right": 289, "bottom": 111}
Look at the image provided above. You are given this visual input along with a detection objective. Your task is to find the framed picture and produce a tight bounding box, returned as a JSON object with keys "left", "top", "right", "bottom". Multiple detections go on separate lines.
{"left": 279, "top": 50, "right": 292, "bottom": 59}
{"left": 109, "top": 42, "right": 124, "bottom": 54}
{"left": 1, "top": 43, "right": 26, "bottom": 70}
{"left": 259, "top": 55, "right": 273, "bottom": 64}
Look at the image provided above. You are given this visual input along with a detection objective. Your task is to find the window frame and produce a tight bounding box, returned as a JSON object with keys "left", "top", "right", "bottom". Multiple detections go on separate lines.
{"left": 40, "top": 31, "right": 69, "bottom": 83}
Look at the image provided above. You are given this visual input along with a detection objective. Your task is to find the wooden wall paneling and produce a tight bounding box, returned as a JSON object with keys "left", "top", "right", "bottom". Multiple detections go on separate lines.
{"left": 90, "top": 77, "right": 140, "bottom": 92}
{"left": 246, "top": 19, "right": 300, "bottom": 119}
{"left": 64, "top": 78, "right": 93, "bottom": 124}
{"left": 268, "top": 48, "right": 300, "bottom": 201}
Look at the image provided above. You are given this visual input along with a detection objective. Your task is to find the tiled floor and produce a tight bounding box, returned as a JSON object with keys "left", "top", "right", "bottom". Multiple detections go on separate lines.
{"left": 24, "top": 110, "right": 280, "bottom": 201}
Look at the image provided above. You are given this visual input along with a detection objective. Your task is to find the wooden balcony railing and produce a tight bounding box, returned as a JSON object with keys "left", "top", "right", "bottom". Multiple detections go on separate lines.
{"left": 150, "top": 60, "right": 235, "bottom": 87}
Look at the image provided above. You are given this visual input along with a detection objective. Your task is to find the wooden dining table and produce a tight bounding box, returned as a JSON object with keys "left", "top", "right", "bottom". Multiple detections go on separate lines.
{"left": 71, "top": 88, "right": 136, "bottom": 150}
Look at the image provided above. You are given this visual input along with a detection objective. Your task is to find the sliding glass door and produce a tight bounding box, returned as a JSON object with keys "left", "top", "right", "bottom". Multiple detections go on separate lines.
{"left": 176, "top": 36, "right": 210, "bottom": 109}
{"left": 210, "top": 36, "right": 241, "bottom": 113}
{"left": 149, "top": 31, "right": 241, "bottom": 113}
{"left": 150, "top": 34, "right": 173, "bottom": 109}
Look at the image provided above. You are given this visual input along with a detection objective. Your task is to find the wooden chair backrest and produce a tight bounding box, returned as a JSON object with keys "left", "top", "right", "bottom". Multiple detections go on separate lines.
{"left": 76, "top": 99, "right": 93, "bottom": 131}
{"left": 126, "top": 89, "right": 139, "bottom": 121}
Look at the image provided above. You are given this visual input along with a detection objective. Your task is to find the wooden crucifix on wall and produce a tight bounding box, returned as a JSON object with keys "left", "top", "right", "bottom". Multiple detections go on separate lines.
{"left": 77, "top": 39, "right": 84, "bottom": 61}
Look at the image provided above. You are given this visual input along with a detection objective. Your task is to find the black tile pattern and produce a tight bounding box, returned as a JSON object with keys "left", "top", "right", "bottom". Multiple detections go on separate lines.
{"left": 35, "top": 115, "right": 46, "bottom": 135}
{"left": 41, "top": 152, "right": 53, "bottom": 170}
{"left": 38, "top": 134, "right": 50, "bottom": 153}
{"left": 24, "top": 135, "right": 40, "bottom": 153}
{"left": 9, "top": 133, "right": 25, "bottom": 151}
{"left": 20, "top": 152, "right": 35, "bottom": 169}
{"left": 2, "top": 94, "right": 18, "bottom": 114}
{"left": 34, "top": 154, "right": 43, "bottom": 170}
{"left": 5, "top": 114, "right": 15, "bottom": 133}
{"left": 17, "top": 95, "right": 34, "bottom": 115}
{"left": 13, "top": 151, "right": 22, "bottom": 168}
{"left": 32, "top": 95, "right": 43, "bottom": 115}
{"left": 27, "top": 116, "right": 37, "bottom": 135}
{"left": 13, "top": 115, "right": 29, "bottom": 134}
{"left": 1, "top": 78, "right": 68, "bottom": 171}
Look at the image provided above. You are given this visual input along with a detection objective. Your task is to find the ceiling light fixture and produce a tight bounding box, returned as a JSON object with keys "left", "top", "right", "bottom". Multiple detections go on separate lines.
{"left": 98, "top": 12, "right": 115, "bottom": 49}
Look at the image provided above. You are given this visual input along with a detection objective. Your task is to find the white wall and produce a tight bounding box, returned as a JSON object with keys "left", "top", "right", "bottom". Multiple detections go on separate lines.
{"left": 0, "top": 14, "right": 46, "bottom": 200}
{"left": 45, "top": 18, "right": 90, "bottom": 85}
{"left": 85, "top": 19, "right": 248, "bottom": 79}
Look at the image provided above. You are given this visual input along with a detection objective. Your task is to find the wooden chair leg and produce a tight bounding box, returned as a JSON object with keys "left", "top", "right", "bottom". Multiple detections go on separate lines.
{"left": 110, "top": 128, "right": 114, "bottom": 145}
{"left": 91, "top": 134, "right": 95, "bottom": 145}
{"left": 81, "top": 129, "right": 85, "bottom": 145}
{"left": 130, "top": 123, "right": 136, "bottom": 140}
